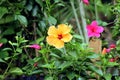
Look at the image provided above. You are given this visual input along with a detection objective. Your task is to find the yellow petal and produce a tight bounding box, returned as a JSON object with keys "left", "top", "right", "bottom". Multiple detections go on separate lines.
{"left": 58, "top": 24, "right": 71, "bottom": 34}
{"left": 46, "top": 36, "right": 64, "bottom": 48}
{"left": 61, "top": 34, "right": 72, "bottom": 42}
{"left": 54, "top": 40, "right": 64, "bottom": 48}
{"left": 48, "top": 26, "right": 57, "bottom": 37}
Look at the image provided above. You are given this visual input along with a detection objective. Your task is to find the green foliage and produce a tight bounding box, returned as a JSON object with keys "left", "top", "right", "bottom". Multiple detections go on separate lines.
{"left": 111, "top": 0, "right": 120, "bottom": 39}
{"left": 0, "top": 0, "right": 120, "bottom": 80}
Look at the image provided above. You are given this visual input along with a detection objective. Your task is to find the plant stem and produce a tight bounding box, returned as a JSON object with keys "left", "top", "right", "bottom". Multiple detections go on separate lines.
{"left": 70, "top": 0, "right": 84, "bottom": 43}
{"left": 3, "top": 58, "right": 13, "bottom": 79}
{"left": 94, "top": 0, "right": 98, "bottom": 20}
{"left": 33, "top": 19, "right": 39, "bottom": 57}
{"left": 63, "top": 47, "right": 67, "bottom": 55}
{"left": 78, "top": 0, "right": 89, "bottom": 44}
{"left": 42, "top": 53, "right": 52, "bottom": 76}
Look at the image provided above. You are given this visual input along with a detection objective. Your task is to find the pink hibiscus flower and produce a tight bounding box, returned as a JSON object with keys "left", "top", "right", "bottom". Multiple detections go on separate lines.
{"left": 29, "top": 44, "right": 41, "bottom": 50}
{"left": 87, "top": 21, "right": 104, "bottom": 38}
{"left": 82, "top": 0, "right": 89, "bottom": 5}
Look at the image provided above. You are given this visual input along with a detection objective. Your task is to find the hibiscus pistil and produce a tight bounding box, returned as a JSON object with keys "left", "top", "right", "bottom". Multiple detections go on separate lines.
{"left": 58, "top": 34, "right": 63, "bottom": 40}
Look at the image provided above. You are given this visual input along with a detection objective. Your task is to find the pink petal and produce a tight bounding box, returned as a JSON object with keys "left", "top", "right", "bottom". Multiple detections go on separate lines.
{"left": 94, "top": 33, "right": 100, "bottom": 38}
{"left": 91, "top": 21, "right": 98, "bottom": 26}
{"left": 96, "top": 26, "right": 104, "bottom": 33}
{"left": 88, "top": 32, "right": 94, "bottom": 37}
{"left": 83, "top": 0, "right": 89, "bottom": 5}
{"left": 106, "top": 48, "right": 111, "bottom": 53}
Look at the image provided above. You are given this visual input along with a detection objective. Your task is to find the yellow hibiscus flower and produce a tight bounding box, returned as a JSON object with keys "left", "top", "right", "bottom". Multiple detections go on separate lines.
{"left": 46, "top": 24, "right": 73, "bottom": 48}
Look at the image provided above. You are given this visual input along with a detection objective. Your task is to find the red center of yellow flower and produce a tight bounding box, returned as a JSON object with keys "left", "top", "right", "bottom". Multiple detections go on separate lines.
{"left": 58, "top": 34, "right": 63, "bottom": 39}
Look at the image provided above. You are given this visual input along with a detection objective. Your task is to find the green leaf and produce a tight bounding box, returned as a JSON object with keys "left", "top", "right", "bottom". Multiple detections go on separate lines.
{"left": 12, "top": 43, "right": 18, "bottom": 46}
{"left": 0, "top": 75, "right": 4, "bottom": 79}
{"left": 68, "top": 51, "right": 78, "bottom": 60}
{"left": 32, "top": 6, "right": 38, "bottom": 16}
{"left": 87, "top": 52, "right": 99, "bottom": 59}
{"left": 0, "top": 58, "right": 6, "bottom": 63}
{"left": 41, "top": 62, "right": 55, "bottom": 69}
{"left": 2, "top": 48, "right": 12, "bottom": 51}
{"left": 67, "top": 72, "right": 76, "bottom": 80}
{"left": 35, "top": 0, "right": 43, "bottom": 7}
{"left": 33, "top": 57, "right": 41, "bottom": 62}
{"left": 20, "top": 40, "right": 28, "bottom": 43}
{"left": 28, "top": 70, "right": 42, "bottom": 75}
{"left": 106, "top": 62, "right": 119, "bottom": 67}
{"left": 59, "top": 61, "right": 72, "bottom": 70}
{"left": 77, "top": 77, "right": 85, "bottom": 80}
{"left": 45, "top": 76, "right": 54, "bottom": 80}
{"left": 0, "top": 15, "right": 16, "bottom": 24}
{"left": 89, "top": 66, "right": 103, "bottom": 76}
{"left": 2, "top": 28, "right": 15, "bottom": 35}
{"left": 50, "top": 53, "right": 60, "bottom": 58}
{"left": 39, "top": 48, "right": 49, "bottom": 54}
{"left": 27, "top": 59, "right": 34, "bottom": 65}
{"left": 103, "top": 74, "right": 112, "bottom": 80}
{"left": 9, "top": 67, "right": 23, "bottom": 75}
{"left": 26, "top": 3, "right": 33, "bottom": 11}
{"left": 36, "top": 37, "right": 44, "bottom": 44}
{"left": 73, "top": 34, "right": 83, "bottom": 40}
{"left": 15, "top": 15, "right": 28, "bottom": 26}
{"left": 16, "top": 48, "right": 22, "bottom": 53}
{"left": 0, "top": 7, "right": 8, "bottom": 19}
{"left": 48, "top": 16, "right": 57, "bottom": 25}
{"left": 0, "top": 38, "right": 7, "bottom": 43}
{"left": 0, "top": 51, "right": 8, "bottom": 58}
